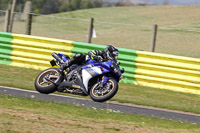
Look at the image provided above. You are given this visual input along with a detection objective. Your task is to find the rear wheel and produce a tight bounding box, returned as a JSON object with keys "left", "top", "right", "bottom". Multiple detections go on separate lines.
{"left": 34, "top": 68, "right": 63, "bottom": 94}
{"left": 90, "top": 78, "right": 118, "bottom": 102}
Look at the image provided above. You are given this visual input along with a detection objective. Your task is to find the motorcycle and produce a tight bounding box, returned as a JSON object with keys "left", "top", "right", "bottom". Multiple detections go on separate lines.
{"left": 34, "top": 52, "right": 124, "bottom": 102}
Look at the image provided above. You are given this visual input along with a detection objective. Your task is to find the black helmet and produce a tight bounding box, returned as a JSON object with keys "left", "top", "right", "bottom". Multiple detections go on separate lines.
{"left": 105, "top": 45, "right": 119, "bottom": 59}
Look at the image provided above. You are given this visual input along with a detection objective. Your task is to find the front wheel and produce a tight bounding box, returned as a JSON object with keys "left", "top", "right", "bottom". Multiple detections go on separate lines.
{"left": 90, "top": 78, "right": 118, "bottom": 102}
{"left": 34, "top": 68, "right": 63, "bottom": 94}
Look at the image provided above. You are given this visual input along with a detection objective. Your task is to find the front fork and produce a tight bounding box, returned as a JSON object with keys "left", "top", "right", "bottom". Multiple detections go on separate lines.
{"left": 102, "top": 76, "right": 110, "bottom": 85}
{"left": 94, "top": 76, "right": 113, "bottom": 95}
{"left": 95, "top": 76, "right": 111, "bottom": 90}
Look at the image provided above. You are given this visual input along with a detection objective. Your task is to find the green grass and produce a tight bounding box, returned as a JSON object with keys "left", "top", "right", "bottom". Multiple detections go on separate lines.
{"left": 0, "top": 64, "right": 200, "bottom": 114}
{"left": 1, "top": 6, "right": 200, "bottom": 58}
{"left": 0, "top": 94, "right": 200, "bottom": 133}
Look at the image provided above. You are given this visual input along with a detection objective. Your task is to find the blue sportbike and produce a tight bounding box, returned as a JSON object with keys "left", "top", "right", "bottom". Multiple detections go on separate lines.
{"left": 34, "top": 52, "right": 124, "bottom": 102}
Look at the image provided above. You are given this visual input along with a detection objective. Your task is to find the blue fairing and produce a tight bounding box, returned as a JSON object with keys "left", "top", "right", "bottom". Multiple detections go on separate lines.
{"left": 82, "top": 60, "right": 112, "bottom": 73}
{"left": 58, "top": 53, "right": 70, "bottom": 62}
{"left": 85, "top": 59, "right": 98, "bottom": 64}
{"left": 82, "top": 59, "right": 121, "bottom": 81}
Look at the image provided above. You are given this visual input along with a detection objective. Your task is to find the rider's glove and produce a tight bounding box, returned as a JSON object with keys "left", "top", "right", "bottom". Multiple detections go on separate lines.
{"left": 95, "top": 56, "right": 103, "bottom": 62}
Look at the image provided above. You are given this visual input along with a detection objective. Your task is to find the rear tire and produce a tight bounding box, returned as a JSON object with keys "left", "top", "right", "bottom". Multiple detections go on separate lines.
{"left": 34, "top": 68, "right": 63, "bottom": 94}
{"left": 90, "top": 78, "right": 118, "bottom": 102}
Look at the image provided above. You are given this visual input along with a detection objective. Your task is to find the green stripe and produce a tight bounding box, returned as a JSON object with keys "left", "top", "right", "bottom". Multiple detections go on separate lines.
{"left": 72, "top": 41, "right": 106, "bottom": 50}
{"left": 119, "top": 49, "right": 138, "bottom": 84}
{"left": 118, "top": 48, "right": 138, "bottom": 62}
{"left": 121, "top": 78, "right": 136, "bottom": 84}
{"left": 0, "top": 54, "right": 12, "bottom": 65}
{"left": 0, "top": 32, "right": 13, "bottom": 38}
{"left": 72, "top": 41, "right": 106, "bottom": 56}
{"left": 0, "top": 32, "right": 13, "bottom": 65}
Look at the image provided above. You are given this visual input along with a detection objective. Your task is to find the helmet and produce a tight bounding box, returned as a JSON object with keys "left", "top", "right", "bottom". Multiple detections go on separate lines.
{"left": 105, "top": 45, "right": 119, "bottom": 59}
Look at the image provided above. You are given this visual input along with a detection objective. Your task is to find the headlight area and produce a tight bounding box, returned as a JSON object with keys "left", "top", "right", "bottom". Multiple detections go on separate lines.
{"left": 110, "top": 64, "right": 115, "bottom": 70}
{"left": 121, "top": 68, "right": 125, "bottom": 73}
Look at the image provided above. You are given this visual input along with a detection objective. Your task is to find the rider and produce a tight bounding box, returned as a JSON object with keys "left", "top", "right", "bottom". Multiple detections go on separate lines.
{"left": 88, "top": 45, "right": 119, "bottom": 62}
{"left": 59, "top": 45, "right": 119, "bottom": 71}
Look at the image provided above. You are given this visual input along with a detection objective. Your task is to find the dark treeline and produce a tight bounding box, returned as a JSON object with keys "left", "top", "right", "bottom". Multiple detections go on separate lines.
{"left": 0, "top": 0, "right": 149, "bottom": 14}
{"left": 0, "top": 0, "right": 110, "bottom": 14}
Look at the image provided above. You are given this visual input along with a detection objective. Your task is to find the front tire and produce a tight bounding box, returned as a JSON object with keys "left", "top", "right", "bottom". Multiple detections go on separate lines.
{"left": 90, "top": 78, "right": 118, "bottom": 102}
{"left": 34, "top": 68, "right": 63, "bottom": 94}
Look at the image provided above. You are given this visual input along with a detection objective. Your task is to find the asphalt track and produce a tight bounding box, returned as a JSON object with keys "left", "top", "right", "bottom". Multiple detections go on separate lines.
{"left": 0, "top": 86, "right": 200, "bottom": 124}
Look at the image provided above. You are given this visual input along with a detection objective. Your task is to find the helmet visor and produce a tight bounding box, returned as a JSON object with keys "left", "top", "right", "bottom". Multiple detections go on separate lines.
{"left": 112, "top": 51, "right": 119, "bottom": 59}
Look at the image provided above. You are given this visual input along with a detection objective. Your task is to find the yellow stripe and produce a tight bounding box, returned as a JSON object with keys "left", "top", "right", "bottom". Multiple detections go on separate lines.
{"left": 135, "top": 69, "right": 200, "bottom": 83}
{"left": 10, "top": 62, "right": 48, "bottom": 70}
{"left": 10, "top": 34, "right": 74, "bottom": 69}
{"left": 136, "top": 51, "right": 200, "bottom": 64}
{"left": 12, "top": 34, "right": 74, "bottom": 46}
{"left": 136, "top": 62, "right": 200, "bottom": 76}
{"left": 11, "top": 40, "right": 73, "bottom": 56}
{"left": 136, "top": 56, "right": 200, "bottom": 71}
{"left": 10, "top": 44, "right": 55, "bottom": 55}
{"left": 10, "top": 56, "right": 50, "bottom": 66}
{"left": 133, "top": 80, "right": 200, "bottom": 95}
{"left": 135, "top": 65, "right": 200, "bottom": 83}
{"left": 134, "top": 74, "right": 200, "bottom": 90}
{"left": 11, "top": 51, "right": 52, "bottom": 61}
{"left": 136, "top": 51, "right": 200, "bottom": 71}
{"left": 11, "top": 33, "right": 74, "bottom": 56}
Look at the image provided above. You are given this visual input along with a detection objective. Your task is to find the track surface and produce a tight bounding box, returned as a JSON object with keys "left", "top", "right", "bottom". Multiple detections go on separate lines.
{"left": 0, "top": 86, "right": 200, "bottom": 124}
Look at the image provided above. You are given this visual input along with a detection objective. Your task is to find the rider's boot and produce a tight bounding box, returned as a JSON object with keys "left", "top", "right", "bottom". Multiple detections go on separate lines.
{"left": 57, "top": 53, "right": 85, "bottom": 73}
{"left": 58, "top": 59, "right": 73, "bottom": 72}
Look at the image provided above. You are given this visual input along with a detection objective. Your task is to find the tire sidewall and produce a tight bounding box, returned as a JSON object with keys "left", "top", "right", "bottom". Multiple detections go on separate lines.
{"left": 90, "top": 78, "right": 118, "bottom": 102}
{"left": 34, "top": 68, "right": 63, "bottom": 94}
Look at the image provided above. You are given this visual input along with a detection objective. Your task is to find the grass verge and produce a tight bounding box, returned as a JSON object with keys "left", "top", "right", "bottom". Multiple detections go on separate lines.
{"left": 0, "top": 94, "right": 200, "bottom": 133}
{"left": 0, "top": 64, "right": 200, "bottom": 114}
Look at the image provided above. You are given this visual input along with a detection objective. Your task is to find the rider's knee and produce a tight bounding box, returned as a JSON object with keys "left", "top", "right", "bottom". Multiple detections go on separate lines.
{"left": 75, "top": 53, "right": 85, "bottom": 60}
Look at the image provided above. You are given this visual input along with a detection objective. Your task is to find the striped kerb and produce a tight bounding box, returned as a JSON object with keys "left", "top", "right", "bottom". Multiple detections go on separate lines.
{"left": 0, "top": 32, "right": 199, "bottom": 95}
{"left": 10, "top": 33, "right": 74, "bottom": 70}
{"left": 133, "top": 51, "right": 200, "bottom": 95}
